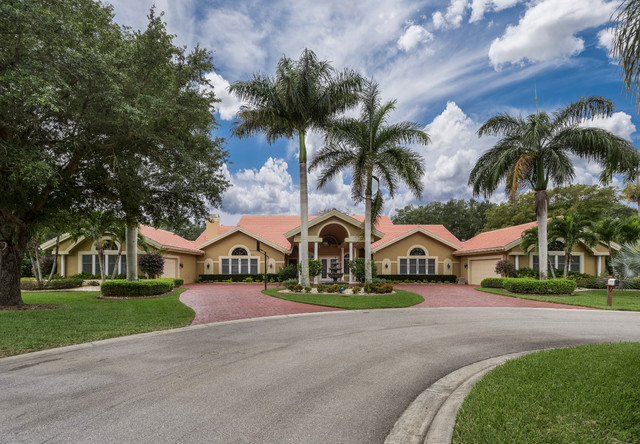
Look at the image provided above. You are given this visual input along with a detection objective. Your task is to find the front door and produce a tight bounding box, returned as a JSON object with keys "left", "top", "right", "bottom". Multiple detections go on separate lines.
{"left": 321, "top": 258, "right": 328, "bottom": 279}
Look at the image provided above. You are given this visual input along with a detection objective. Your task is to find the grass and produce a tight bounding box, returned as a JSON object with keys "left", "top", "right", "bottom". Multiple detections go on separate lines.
{"left": 477, "top": 287, "right": 640, "bottom": 311}
{"left": 263, "top": 287, "right": 424, "bottom": 309}
{"left": 0, "top": 289, "right": 194, "bottom": 358}
{"left": 453, "top": 343, "right": 640, "bottom": 443}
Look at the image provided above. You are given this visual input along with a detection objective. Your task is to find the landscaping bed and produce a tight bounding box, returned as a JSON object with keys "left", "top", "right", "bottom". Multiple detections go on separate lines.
{"left": 477, "top": 287, "right": 640, "bottom": 310}
{"left": 263, "top": 287, "right": 424, "bottom": 309}
{"left": 453, "top": 343, "right": 640, "bottom": 443}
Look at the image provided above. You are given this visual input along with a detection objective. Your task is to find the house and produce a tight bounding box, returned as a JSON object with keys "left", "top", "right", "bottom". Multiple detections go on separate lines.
{"left": 41, "top": 210, "right": 612, "bottom": 285}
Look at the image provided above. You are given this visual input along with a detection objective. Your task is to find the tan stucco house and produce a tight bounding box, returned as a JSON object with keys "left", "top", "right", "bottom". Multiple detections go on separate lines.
{"left": 41, "top": 210, "right": 613, "bottom": 285}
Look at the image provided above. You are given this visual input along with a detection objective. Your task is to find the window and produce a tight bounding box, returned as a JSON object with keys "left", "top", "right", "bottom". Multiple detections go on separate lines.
{"left": 232, "top": 247, "right": 248, "bottom": 256}
{"left": 82, "top": 254, "right": 94, "bottom": 274}
{"left": 532, "top": 253, "right": 581, "bottom": 272}
{"left": 399, "top": 258, "right": 436, "bottom": 275}
{"left": 221, "top": 257, "right": 259, "bottom": 274}
{"left": 322, "top": 236, "right": 338, "bottom": 246}
{"left": 410, "top": 248, "right": 426, "bottom": 256}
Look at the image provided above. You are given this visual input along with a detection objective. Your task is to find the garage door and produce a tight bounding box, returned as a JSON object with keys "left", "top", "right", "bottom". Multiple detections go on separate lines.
{"left": 469, "top": 258, "right": 500, "bottom": 285}
{"left": 162, "top": 258, "right": 178, "bottom": 278}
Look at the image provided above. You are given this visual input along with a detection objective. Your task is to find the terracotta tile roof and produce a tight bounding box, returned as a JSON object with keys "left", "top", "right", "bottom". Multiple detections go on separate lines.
{"left": 369, "top": 216, "right": 462, "bottom": 250}
{"left": 139, "top": 225, "right": 203, "bottom": 254}
{"left": 455, "top": 221, "right": 538, "bottom": 254}
{"left": 193, "top": 225, "right": 233, "bottom": 245}
{"left": 237, "top": 215, "right": 318, "bottom": 251}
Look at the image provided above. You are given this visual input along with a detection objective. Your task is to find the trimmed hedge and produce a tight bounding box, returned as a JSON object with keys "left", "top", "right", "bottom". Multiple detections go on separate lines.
{"left": 198, "top": 273, "right": 279, "bottom": 283}
{"left": 502, "top": 278, "right": 576, "bottom": 295}
{"left": 381, "top": 274, "right": 456, "bottom": 283}
{"left": 575, "top": 277, "right": 640, "bottom": 290}
{"left": 100, "top": 278, "right": 175, "bottom": 297}
{"left": 480, "top": 277, "right": 505, "bottom": 288}
{"left": 364, "top": 283, "right": 394, "bottom": 294}
{"left": 21, "top": 278, "right": 84, "bottom": 291}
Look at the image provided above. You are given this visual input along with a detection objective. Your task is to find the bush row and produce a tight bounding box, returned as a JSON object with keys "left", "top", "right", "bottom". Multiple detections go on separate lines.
{"left": 21, "top": 277, "right": 85, "bottom": 290}
{"left": 575, "top": 277, "right": 640, "bottom": 290}
{"left": 379, "top": 274, "right": 456, "bottom": 283}
{"left": 198, "top": 273, "right": 279, "bottom": 283}
{"left": 100, "top": 278, "right": 183, "bottom": 297}
{"left": 481, "top": 277, "right": 577, "bottom": 294}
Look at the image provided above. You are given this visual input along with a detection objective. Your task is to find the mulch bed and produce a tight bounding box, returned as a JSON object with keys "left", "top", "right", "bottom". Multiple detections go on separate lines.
{"left": 0, "top": 304, "right": 68, "bottom": 311}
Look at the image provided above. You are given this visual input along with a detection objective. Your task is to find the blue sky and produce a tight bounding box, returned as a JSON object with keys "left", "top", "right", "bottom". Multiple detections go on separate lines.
{"left": 107, "top": 0, "right": 636, "bottom": 225}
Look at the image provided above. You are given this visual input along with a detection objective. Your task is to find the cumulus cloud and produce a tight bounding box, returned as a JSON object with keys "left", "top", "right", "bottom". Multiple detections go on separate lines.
{"left": 432, "top": 0, "right": 468, "bottom": 30}
{"left": 488, "top": 0, "right": 616, "bottom": 68}
{"left": 205, "top": 72, "right": 243, "bottom": 120}
{"left": 597, "top": 27, "right": 616, "bottom": 60}
{"left": 397, "top": 24, "right": 433, "bottom": 52}
{"left": 469, "top": 0, "right": 521, "bottom": 23}
{"left": 581, "top": 112, "right": 637, "bottom": 142}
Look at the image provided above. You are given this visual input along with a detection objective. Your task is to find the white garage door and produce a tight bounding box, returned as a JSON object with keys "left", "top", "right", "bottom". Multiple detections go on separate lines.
{"left": 469, "top": 258, "right": 501, "bottom": 285}
{"left": 162, "top": 258, "right": 178, "bottom": 278}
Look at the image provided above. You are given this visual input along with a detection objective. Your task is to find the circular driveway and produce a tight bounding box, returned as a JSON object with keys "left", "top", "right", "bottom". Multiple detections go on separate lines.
{"left": 180, "top": 283, "right": 592, "bottom": 325}
{"left": 2, "top": 308, "right": 639, "bottom": 443}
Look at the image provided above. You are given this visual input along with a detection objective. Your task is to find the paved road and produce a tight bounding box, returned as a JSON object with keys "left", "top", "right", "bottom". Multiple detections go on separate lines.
{"left": 2, "top": 308, "right": 639, "bottom": 443}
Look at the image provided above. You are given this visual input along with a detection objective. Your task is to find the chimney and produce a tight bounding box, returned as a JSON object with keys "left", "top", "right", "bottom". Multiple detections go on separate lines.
{"left": 205, "top": 214, "right": 220, "bottom": 240}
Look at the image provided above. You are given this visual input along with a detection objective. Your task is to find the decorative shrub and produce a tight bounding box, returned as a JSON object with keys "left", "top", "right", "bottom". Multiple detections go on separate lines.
{"left": 306, "top": 259, "right": 322, "bottom": 279}
{"left": 516, "top": 267, "right": 538, "bottom": 279}
{"left": 171, "top": 278, "right": 184, "bottom": 287}
{"left": 480, "top": 277, "right": 505, "bottom": 288}
{"left": 502, "top": 278, "right": 576, "bottom": 295}
{"left": 20, "top": 277, "right": 84, "bottom": 290}
{"left": 70, "top": 272, "right": 102, "bottom": 280}
{"left": 316, "top": 283, "right": 325, "bottom": 292}
{"left": 495, "top": 260, "right": 516, "bottom": 278}
{"left": 243, "top": 277, "right": 254, "bottom": 283}
{"left": 293, "top": 284, "right": 303, "bottom": 292}
{"left": 325, "top": 284, "right": 341, "bottom": 293}
{"left": 352, "top": 286, "right": 361, "bottom": 294}
{"left": 199, "top": 273, "right": 278, "bottom": 283}
{"left": 278, "top": 264, "right": 298, "bottom": 282}
{"left": 138, "top": 252, "right": 165, "bottom": 278}
{"left": 364, "top": 283, "right": 394, "bottom": 294}
{"left": 304, "top": 286, "right": 312, "bottom": 293}
{"left": 379, "top": 274, "right": 456, "bottom": 283}
{"left": 348, "top": 258, "right": 377, "bottom": 282}
{"left": 100, "top": 278, "right": 175, "bottom": 296}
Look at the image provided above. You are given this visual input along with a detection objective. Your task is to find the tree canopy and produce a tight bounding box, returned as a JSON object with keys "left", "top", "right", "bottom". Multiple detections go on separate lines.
{"left": 0, "top": 0, "right": 228, "bottom": 305}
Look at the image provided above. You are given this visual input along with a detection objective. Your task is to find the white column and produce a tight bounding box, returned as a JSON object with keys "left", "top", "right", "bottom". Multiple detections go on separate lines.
{"left": 314, "top": 242, "right": 319, "bottom": 284}
{"left": 349, "top": 242, "right": 353, "bottom": 283}
{"left": 597, "top": 256, "right": 602, "bottom": 276}
{"left": 61, "top": 255, "right": 66, "bottom": 277}
{"left": 515, "top": 255, "right": 519, "bottom": 270}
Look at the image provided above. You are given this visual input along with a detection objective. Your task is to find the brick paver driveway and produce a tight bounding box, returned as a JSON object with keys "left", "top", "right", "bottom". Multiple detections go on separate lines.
{"left": 180, "top": 282, "right": 591, "bottom": 325}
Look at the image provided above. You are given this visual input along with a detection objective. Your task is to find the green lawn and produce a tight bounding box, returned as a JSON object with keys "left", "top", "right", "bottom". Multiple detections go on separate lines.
{"left": 453, "top": 343, "right": 640, "bottom": 443}
{"left": 263, "top": 287, "right": 424, "bottom": 309}
{"left": 0, "top": 289, "right": 194, "bottom": 358}
{"left": 477, "top": 287, "right": 640, "bottom": 311}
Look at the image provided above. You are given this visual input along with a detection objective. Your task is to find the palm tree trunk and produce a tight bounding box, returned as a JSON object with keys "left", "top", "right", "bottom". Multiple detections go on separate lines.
{"left": 111, "top": 246, "right": 123, "bottom": 279}
{"left": 126, "top": 222, "right": 138, "bottom": 281}
{"left": 46, "top": 235, "right": 60, "bottom": 283}
{"left": 536, "top": 190, "right": 548, "bottom": 280}
{"left": 364, "top": 180, "right": 373, "bottom": 284}
{"left": 33, "top": 238, "right": 42, "bottom": 281}
{"left": 564, "top": 253, "right": 570, "bottom": 278}
{"left": 298, "top": 132, "right": 310, "bottom": 287}
{"left": 96, "top": 241, "right": 105, "bottom": 280}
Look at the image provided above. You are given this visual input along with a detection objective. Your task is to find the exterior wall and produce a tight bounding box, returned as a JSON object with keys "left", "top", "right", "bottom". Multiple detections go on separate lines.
{"left": 374, "top": 232, "right": 458, "bottom": 276}
{"left": 506, "top": 242, "right": 606, "bottom": 276}
{"left": 199, "top": 231, "right": 286, "bottom": 275}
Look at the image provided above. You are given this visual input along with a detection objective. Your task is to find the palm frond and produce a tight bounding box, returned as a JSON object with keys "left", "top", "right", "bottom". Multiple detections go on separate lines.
{"left": 611, "top": 0, "right": 640, "bottom": 109}
{"left": 552, "top": 96, "right": 614, "bottom": 128}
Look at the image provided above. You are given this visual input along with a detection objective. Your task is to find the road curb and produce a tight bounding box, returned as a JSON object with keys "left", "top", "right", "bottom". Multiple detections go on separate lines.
{"left": 384, "top": 351, "right": 535, "bottom": 444}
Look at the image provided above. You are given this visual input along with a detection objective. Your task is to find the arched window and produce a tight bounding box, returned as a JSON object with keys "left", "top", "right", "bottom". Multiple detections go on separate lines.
{"left": 322, "top": 236, "right": 338, "bottom": 246}
{"left": 232, "top": 247, "right": 248, "bottom": 256}
{"left": 409, "top": 247, "right": 425, "bottom": 256}
{"left": 96, "top": 239, "right": 118, "bottom": 251}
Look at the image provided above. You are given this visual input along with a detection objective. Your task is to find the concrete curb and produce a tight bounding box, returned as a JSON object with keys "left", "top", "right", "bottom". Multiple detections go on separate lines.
{"left": 384, "top": 351, "right": 535, "bottom": 444}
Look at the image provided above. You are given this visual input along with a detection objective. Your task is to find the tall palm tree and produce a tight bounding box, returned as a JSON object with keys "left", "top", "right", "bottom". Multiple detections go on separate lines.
{"left": 469, "top": 96, "right": 638, "bottom": 279}
{"left": 612, "top": 0, "right": 640, "bottom": 109}
{"left": 618, "top": 215, "right": 640, "bottom": 245}
{"left": 548, "top": 214, "right": 598, "bottom": 277}
{"left": 71, "top": 210, "right": 119, "bottom": 280}
{"left": 520, "top": 226, "right": 557, "bottom": 279}
{"left": 309, "top": 81, "right": 428, "bottom": 284}
{"left": 229, "top": 49, "right": 362, "bottom": 286}
{"left": 595, "top": 217, "right": 621, "bottom": 274}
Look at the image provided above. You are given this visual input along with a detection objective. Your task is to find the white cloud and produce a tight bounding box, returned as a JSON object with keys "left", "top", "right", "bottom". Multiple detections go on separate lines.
{"left": 432, "top": 0, "right": 469, "bottom": 30}
{"left": 469, "top": 0, "right": 521, "bottom": 23}
{"left": 397, "top": 24, "right": 434, "bottom": 52}
{"left": 597, "top": 27, "right": 616, "bottom": 60}
{"left": 488, "top": 0, "right": 616, "bottom": 68}
{"left": 205, "top": 72, "right": 243, "bottom": 120}
{"left": 582, "top": 111, "right": 637, "bottom": 142}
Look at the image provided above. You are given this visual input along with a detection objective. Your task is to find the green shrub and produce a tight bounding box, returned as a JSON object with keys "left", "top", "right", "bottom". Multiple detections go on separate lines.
{"left": 243, "top": 277, "right": 254, "bottom": 283}
{"left": 20, "top": 277, "right": 84, "bottom": 290}
{"left": 278, "top": 264, "right": 298, "bottom": 282}
{"left": 304, "top": 286, "right": 312, "bottom": 293}
{"left": 325, "top": 284, "right": 341, "bottom": 293}
{"left": 379, "top": 274, "right": 456, "bottom": 283}
{"left": 480, "top": 277, "right": 505, "bottom": 288}
{"left": 352, "top": 286, "right": 361, "bottom": 293}
{"left": 69, "top": 272, "right": 102, "bottom": 280}
{"left": 502, "top": 278, "right": 576, "bottom": 295}
{"left": 364, "top": 283, "right": 393, "bottom": 294}
{"left": 293, "top": 284, "right": 303, "bottom": 292}
{"left": 516, "top": 267, "right": 538, "bottom": 279}
{"left": 316, "top": 283, "right": 325, "bottom": 292}
{"left": 281, "top": 279, "right": 297, "bottom": 290}
{"left": 372, "top": 277, "right": 386, "bottom": 284}
{"left": 348, "top": 258, "right": 377, "bottom": 282}
{"left": 170, "top": 278, "right": 184, "bottom": 287}
{"left": 100, "top": 278, "right": 175, "bottom": 296}
{"left": 576, "top": 276, "right": 606, "bottom": 289}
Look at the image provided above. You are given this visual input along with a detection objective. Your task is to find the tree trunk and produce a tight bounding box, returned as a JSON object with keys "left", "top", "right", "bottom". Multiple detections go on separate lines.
{"left": 364, "top": 182, "right": 373, "bottom": 284}
{"left": 298, "top": 132, "right": 310, "bottom": 287}
{"left": 47, "top": 235, "right": 60, "bottom": 283}
{"left": 33, "top": 238, "right": 42, "bottom": 281}
{"left": 96, "top": 244, "right": 105, "bottom": 280}
{"left": 0, "top": 214, "right": 28, "bottom": 306}
{"left": 564, "top": 253, "right": 570, "bottom": 278}
{"left": 126, "top": 222, "right": 138, "bottom": 281}
{"left": 111, "top": 246, "right": 123, "bottom": 279}
{"left": 536, "top": 190, "right": 548, "bottom": 280}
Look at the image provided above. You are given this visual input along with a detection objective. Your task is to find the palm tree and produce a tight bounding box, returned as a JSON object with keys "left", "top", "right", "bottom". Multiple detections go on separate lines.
{"left": 548, "top": 214, "right": 598, "bottom": 277}
{"left": 469, "top": 96, "right": 638, "bottom": 279}
{"left": 618, "top": 215, "right": 640, "bottom": 245}
{"left": 309, "top": 81, "right": 428, "bottom": 284}
{"left": 595, "top": 217, "right": 621, "bottom": 274}
{"left": 229, "top": 49, "right": 362, "bottom": 286}
{"left": 71, "top": 210, "right": 118, "bottom": 280}
{"left": 520, "top": 226, "right": 557, "bottom": 279}
{"left": 612, "top": 0, "right": 640, "bottom": 109}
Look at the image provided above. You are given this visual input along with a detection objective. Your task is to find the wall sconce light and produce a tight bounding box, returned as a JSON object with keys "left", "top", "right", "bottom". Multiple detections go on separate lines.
{"left": 447, "top": 263, "right": 451, "bottom": 269}
{"left": 269, "top": 263, "right": 273, "bottom": 269}
{"left": 180, "top": 263, "right": 184, "bottom": 269}
{"left": 464, "top": 264, "right": 468, "bottom": 269}
{"left": 385, "top": 263, "right": 389, "bottom": 269}
{"left": 206, "top": 263, "right": 210, "bottom": 269}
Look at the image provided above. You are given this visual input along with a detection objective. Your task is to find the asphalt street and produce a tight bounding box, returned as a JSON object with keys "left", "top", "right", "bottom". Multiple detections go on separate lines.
{"left": 2, "top": 307, "right": 640, "bottom": 443}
